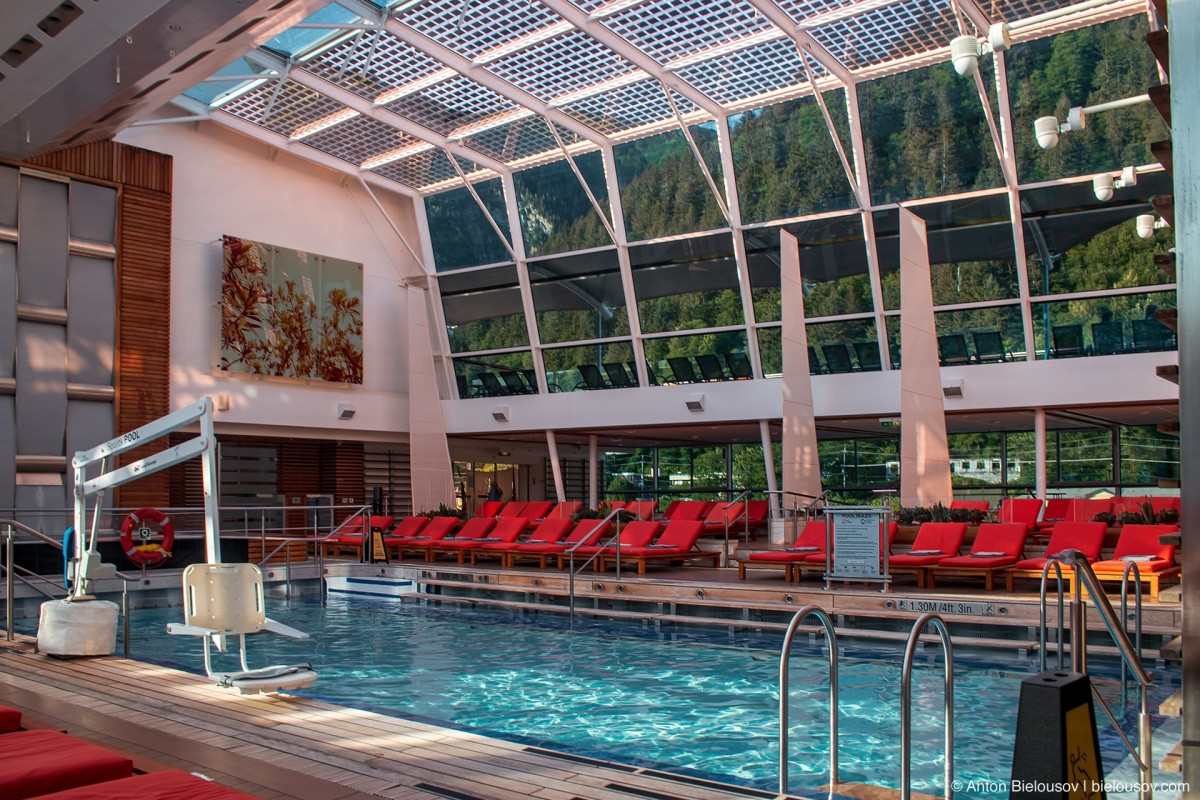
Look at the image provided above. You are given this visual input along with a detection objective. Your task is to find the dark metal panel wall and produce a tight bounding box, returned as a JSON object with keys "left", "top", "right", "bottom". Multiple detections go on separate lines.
{"left": 16, "top": 175, "right": 68, "bottom": 308}
{"left": 15, "top": 321, "right": 67, "bottom": 456}
{"left": 66, "top": 255, "right": 115, "bottom": 385}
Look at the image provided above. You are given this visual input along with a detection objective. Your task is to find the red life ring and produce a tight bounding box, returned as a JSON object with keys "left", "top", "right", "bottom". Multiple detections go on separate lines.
{"left": 120, "top": 508, "right": 174, "bottom": 568}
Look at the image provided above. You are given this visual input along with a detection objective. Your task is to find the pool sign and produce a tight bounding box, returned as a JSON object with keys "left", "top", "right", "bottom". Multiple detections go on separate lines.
{"left": 824, "top": 506, "right": 891, "bottom": 592}
{"left": 896, "top": 598, "right": 995, "bottom": 616}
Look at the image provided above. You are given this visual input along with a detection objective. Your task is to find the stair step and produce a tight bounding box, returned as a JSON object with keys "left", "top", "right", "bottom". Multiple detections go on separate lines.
{"left": 1160, "top": 737, "right": 1182, "bottom": 772}
{"left": 1159, "top": 688, "right": 1183, "bottom": 716}
{"left": 1161, "top": 634, "right": 1182, "bottom": 660}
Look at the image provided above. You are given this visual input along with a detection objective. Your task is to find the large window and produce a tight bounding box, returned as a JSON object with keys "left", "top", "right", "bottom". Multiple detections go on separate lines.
{"left": 439, "top": 265, "right": 529, "bottom": 353}
{"left": 1007, "top": 16, "right": 1168, "bottom": 184}
{"left": 425, "top": 179, "right": 511, "bottom": 271}
{"left": 529, "top": 249, "right": 629, "bottom": 344}
{"left": 730, "top": 91, "right": 855, "bottom": 223}
{"left": 1031, "top": 290, "right": 1176, "bottom": 359}
{"left": 543, "top": 341, "right": 638, "bottom": 392}
{"left": 631, "top": 233, "right": 744, "bottom": 334}
{"left": 643, "top": 331, "right": 751, "bottom": 385}
{"left": 514, "top": 152, "right": 612, "bottom": 257}
{"left": 615, "top": 126, "right": 728, "bottom": 241}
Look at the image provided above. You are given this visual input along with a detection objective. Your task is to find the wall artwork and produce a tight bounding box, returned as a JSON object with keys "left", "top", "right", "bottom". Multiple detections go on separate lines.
{"left": 219, "top": 235, "right": 364, "bottom": 383}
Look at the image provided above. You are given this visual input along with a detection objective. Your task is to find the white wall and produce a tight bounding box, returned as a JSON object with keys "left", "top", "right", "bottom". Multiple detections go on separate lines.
{"left": 117, "top": 121, "right": 422, "bottom": 440}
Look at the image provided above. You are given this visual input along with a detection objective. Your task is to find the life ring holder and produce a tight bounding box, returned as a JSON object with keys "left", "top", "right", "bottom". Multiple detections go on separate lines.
{"left": 120, "top": 508, "right": 174, "bottom": 569}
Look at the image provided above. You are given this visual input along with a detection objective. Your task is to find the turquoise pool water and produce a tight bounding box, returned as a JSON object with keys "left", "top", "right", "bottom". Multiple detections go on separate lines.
{"left": 120, "top": 596, "right": 1180, "bottom": 799}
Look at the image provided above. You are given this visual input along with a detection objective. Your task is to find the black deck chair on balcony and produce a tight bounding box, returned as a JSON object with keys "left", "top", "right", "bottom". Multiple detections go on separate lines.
{"left": 478, "top": 372, "right": 508, "bottom": 396}
{"left": 499, "top": 371, "right": 530, "bottom": 395}
{"left": 821, "top": 344, "right": 855, "bottom": 374}
{"left": 1090, "top": 321, "right": 1125, "bottom": 355}
{"left": 1051, "top": 324, "right": 1086, "bottom": 358}
{"left": 603, "top": 362, "right": 635, "bottom": 387}
{"left": 937, "top": 334, "right": 971, "bottom": 366}
{"left": 972, "top": 330, "right": 1010, "bottom": 363}
{"left": 667, "top": 356, "right": 701, "bottom": 384}
{"left": 1131, "top": 318, "right": 1175, "bottom": 351}
{"left": 853, "top": 342, "right": 882, "bottom": 372}
{"left": 695, "top": 354, "right": 727, "bottom": 381}
{"left": 578, "top": 363, "right": 609, "bottom": 390}
{"left": 807, "top": 346, "right": 824, "bottom": 375}
{"left": 640, "top": 360, "right": 657, "bottom": 386}
{"left": 724, "top": 351, "right": 753, "bottom": 379}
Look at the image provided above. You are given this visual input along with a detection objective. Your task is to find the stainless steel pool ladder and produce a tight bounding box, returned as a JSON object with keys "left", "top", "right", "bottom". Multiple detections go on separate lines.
{"left": 766, "top": 489, "right": 831, "bottom": 543}
{"left": 1, "top": 518, "right": 136, "bottom": 658}
{"left": 778, "top": 605, "right": 839, "bottom": 796}
{"left": 566, "top": 506, "right": 628, "bottom": 621}
{"left": 1038, "top": 550, "right": 1154, "bottom": 799}
{"left": 900, "top": 613, "right": 954, "bottom": 800}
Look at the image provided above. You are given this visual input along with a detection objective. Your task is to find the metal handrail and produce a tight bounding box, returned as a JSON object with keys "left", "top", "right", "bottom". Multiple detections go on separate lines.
{"left": 1046, "top": 550, "right": 1153, "bottom": 797}
{"left": 765, "top": 489, "right": 829, "bottom": 542}
{"left": 1119, "top": 561, "right": 1143, "bottom": 697}
{"left": 778, "top": 605, "right": 839, "bottom": 795}
{"left": 725, "top": 490, "right": 753, "bottom": 547}
{"left": 567, "top": 508, "right": 628, "bottom": 621}
{"left": 1037, "top": 560, "right": 1067, "bottom": 671}
{"left": 900, "top": 613, "right": 954, "bottom": 800}
{"left": 2, "top": 519, "right": 136, "bottom": 657}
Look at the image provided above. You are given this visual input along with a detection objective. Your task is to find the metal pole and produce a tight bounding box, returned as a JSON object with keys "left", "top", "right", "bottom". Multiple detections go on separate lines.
{"left": 779, "top": 605, "right": 839, "bottom": 795}
{"left": 901, "top": 613, "right": 954, "bottom": 800}
{"left": 122, "top": 583, "right": 130, "bottom": 659}
{"left": 5, "top": 525, "right": 13, "bottom": 642}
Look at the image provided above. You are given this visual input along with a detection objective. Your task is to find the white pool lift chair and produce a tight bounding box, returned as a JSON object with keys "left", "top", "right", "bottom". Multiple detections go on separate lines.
{"left": 166, "top": 563, "right": 318, "bottom": 695}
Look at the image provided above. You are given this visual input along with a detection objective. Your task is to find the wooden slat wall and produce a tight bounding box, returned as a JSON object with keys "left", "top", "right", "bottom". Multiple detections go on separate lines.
{"left": 274, "top": 440, "right": 321, "bottom": 563}
{"left": 26, "top": 141, "right": 173, "bottom": 508}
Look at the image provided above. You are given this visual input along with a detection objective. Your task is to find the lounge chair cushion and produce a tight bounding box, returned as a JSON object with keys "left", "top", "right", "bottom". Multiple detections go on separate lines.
{"left": 0, "top": 704, "right": 20, "bottom": 732}
{"left": 0, "top": 730, "right": 133, "bottom": 799}
{"left": 746, "top": 550, "right": 816, "bottom": 564}
{"left": 1091, "top": 557, "right": 1175, "bottom": 573}
{"left": 30, "top": 770, "right": 259, "bottom": 799}
{"left": 889, "top": 522, "right": 967, "bottom": 566}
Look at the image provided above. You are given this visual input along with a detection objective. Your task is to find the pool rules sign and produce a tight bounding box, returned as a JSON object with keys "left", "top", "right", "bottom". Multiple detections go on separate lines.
{"left": 824, "top": 506, "right": 891, "bottom": 591}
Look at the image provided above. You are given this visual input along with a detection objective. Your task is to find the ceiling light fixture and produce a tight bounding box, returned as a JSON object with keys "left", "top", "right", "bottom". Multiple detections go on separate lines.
{"left": 1136, "top": 214, "right": 1169, "bottom": 239}
{"left": 950, "top": 0, "right": 1118, "bottom": 77}
{"left": 1092, "top": 166, "right": 1138, "bottom": 201}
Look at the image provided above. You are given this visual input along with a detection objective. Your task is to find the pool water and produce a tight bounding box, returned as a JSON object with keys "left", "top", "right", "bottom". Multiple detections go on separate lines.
{"left": 121, "top": 595, "right": 1181, "bottom": 799}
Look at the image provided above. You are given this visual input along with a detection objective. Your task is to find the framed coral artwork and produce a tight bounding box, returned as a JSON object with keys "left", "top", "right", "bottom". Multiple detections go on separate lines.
{"left": 219, "top": 235, "right": 363, "bottom": 383}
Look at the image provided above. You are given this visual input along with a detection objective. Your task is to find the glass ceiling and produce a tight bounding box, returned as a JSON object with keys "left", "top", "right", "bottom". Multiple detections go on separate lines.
{"left": 177, "top": 0, "right": 1125, "bottom": 196}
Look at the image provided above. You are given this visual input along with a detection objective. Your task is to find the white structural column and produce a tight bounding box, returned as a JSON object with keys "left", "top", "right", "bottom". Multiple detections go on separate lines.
{"left": 759, "top": 420, "right": 779, "bottom": 516}
{"left": 406, "top": 284, "right": 455, "bottom": 512}
{"left": 897, "top": 208, "right": 953, "bottom": 506}
{"left": 588, "top": 434, "right": 599, "bottom": 509}
{"left": 1034, "top": 408, "right": 1047, "bottom": 499}
{"left": 546, "top": 430, "right": 565, "bottom": 502}
{"left": 780, "top": 231, "right": 823, "bottom": 502}
{"left": 1169, "top": 0, "right": 1198, "bottom": 786}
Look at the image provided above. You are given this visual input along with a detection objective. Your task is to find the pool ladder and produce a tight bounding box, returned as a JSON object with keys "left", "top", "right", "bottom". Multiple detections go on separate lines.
{"left": 779, "top": 606, "right": 954, "bottom": 799}
{"left": 1037, "top": 550, "right": 1155, "bottom": 800}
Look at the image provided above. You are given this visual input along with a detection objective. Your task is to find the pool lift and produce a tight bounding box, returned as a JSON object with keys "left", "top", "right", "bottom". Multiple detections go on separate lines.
{"left": 47, "top": 397, "right": 316, "bottom": 695}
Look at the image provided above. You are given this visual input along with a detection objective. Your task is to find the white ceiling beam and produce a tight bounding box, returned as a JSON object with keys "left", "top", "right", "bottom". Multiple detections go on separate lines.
{"left": 744, "top": 0, "right": 855, "bottom": 86}
{"left": 537, "top": 0, "right": 725, "bottom": 119}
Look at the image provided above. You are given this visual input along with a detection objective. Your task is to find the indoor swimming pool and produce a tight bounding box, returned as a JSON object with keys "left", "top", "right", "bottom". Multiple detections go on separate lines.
{"left": 120, "top": 595, "right": 1181, "bottom": 799}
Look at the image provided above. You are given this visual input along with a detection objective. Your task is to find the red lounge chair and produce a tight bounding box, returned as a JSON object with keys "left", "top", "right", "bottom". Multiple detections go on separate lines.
{"left": 701, "top": 501, "right": 745, "bottom": 535}
{"left": 388, "top": 516, "right": 460, "bottom": 559}
{"left": 542, "top": 501, "right": 582, "bottom": 520}
{"left": 744, "top": 499, "right": 769, "bottom": 528}
{"left": 1005, "top": 521, "right": 1107, "bottom": 593}
{"left": 478, "top": 517, "right": 573, "bottom": 567}
{"left": 1068, "top": 498, "right": 1113, "bottom": 523}
{"left": 614, "top": 500, "right": 655, "bottom": 520}
{"left": 31, "top": 769, "right": 261, "bottom": 799}
{"left": 599, "top": 520, "right": 718, "bottom": 575}
{"left": 379, "top": 516, "right": 427, "bottom": 553}
{"left": 950, "top": 500, "right": 990, "bottom": 513}
{"left": 926, "top": 523, "right": 1028, "bottom": 591}
{"left": 795, "top": 520, "right": 900, "bottom": 582}
{"left": 666, "top": 500, "right": 708, "bottom": 521}
{"left": 429, "top": 517, "right": 531, "bottom": 565}
{"left": 423, "top": 517, "right": 496, "bottom": 561}
{"left": 1089, "top": 524, "right": 1180, "bottom": 600}
{"left": 738, "top": 520, "right": 826, "bottom": 581}
{"left": 661, "top": 500, "right": 681, "bottom": 519}
{"left": 564, "top": 521, "right": 662, "bottom": 570}
{"left": 0, "top": 704, "right": 20, "bottom": 732}
{"left": 1036, "top": 498, "right": 1072, "bottom": 531}
{"left": 0, "top": 730, "right": 133, "bottom": 799}
{"left": 475, "top": 501, "right": 503, "bottom": 517}
{"left": 997, "top": 498, "right": 1043, "bottom": 533}
{"left": 322, "top": 515, "right": 394, "bottom": 558}
{"left": 497, "top": 501, "right": 528, "bottom": 518}
{"left": 888, "top": 522, "right": 968, "bottom": 588}
{"left": 1111, "top": 496, "right": 1151, "bottom": 517}
{"left": 509, "top": 519, "right": 611, "bottom": 569}
{"left": 521, "top": 501, "right": 555, "bottom": 520}
{"left": 1151, "top": 496, "right": 1181, "bottom": 515}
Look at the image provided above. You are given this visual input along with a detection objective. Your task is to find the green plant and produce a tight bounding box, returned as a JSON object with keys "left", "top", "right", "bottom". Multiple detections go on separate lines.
{"left": 1092, "top": 511, "right": 1118, "bottom": 527}
{"left": 419, "top": 503, "right": 469, "bottom": 520}
{"left": 573, "top": 502, "right": 634, "bottom": 521}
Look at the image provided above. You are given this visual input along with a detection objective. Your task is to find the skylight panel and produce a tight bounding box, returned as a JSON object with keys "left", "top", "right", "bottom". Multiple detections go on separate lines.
{"left": 461, "top": 117, "right": 579, "bottom": 163}
{"left": 219, "top": 79, "right": 348, "bottom": 137}
{"left": 300, "top": 114, "right": 419, "bottom": 165}
{"left": 675, "top": 38, "right": 814, "bottom": 106}
{"left": 183, "top": 58, "right": 274, "bottom": 107}
{"left": 602, "top": 0, "right": 775, "bottom": 64}
{"left": 487, "top": 29, "right": 640, "bottom": 104}
{"left": 561, "top": 77, "right": 699, "bottom": 135}
{"left": 303, "top": 28, "right": 445, "bottom": 100}
{"left": 808, "top": 0, "right": 957, "bottom": 70}
{"left": 262, "top": 3, "right": 364, "bottom": 58}
{"left": 396, "top": 0, "right": 562, "bottom": 60}
{"left": 382, "top": 75, "right": 517, "bottom": 136}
